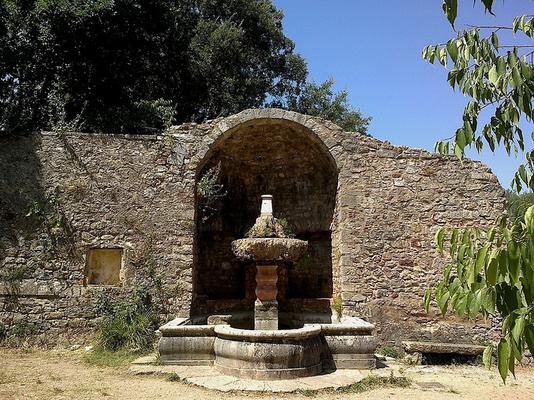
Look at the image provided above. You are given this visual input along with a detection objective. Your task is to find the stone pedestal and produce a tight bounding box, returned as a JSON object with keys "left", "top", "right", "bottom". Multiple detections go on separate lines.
{"left": 254, "top": 264, "right": 278, "bottom": 330}
{"left": 255, "top": 300, "right": 278, "bottom": 330}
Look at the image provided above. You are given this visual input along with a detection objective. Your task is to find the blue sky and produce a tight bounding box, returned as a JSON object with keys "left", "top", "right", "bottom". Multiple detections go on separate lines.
{"left": 273, "top": 0, "right": 534, "bottom": 187}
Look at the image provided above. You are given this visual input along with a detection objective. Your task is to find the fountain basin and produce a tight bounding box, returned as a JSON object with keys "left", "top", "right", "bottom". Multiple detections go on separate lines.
{"left": 158, "top": 318, "right": 215, "bottom": 365}
{"left": 231, "top": 238, "right": 307, "bottom": 262}
{"left": 321, "top": 319, "right": 377, "bottom": 369}
{"left": 214, "top": 325, "right": 323, "bottom": 380}
{"left": 157, "top": 316, "right": 377, "bottom": 379}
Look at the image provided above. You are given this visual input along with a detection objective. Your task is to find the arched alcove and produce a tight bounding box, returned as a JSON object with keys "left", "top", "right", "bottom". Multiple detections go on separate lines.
{"left": 192, "top": 117, "right": 338, "bottom": 317}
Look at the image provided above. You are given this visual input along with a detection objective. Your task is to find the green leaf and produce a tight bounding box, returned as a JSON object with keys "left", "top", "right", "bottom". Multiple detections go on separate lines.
{"left": 481, "top": 287, "right": 496, "bottom": 314}
{"left": 511, "top": 316, "right": 525, "bottom": 348}
{"left": 486, "top": 256, "right": 498, "bottom": 285}
{"left": 497, "top": 338, "right": 510, "bottom": 383}
{"left": 455, "top": 128, "right": 466, "bottom": 151}
{"left": 455, "top": 291, "right": 468, "bottom": 315}
{"left": 447, "top": 40, "right": 458, "bottom": 63}
{"left": 454, "top": 143, "right": 464, "bottom": 160}
{"left": 437, "top": 289, "right": 450, "bottom": 316}
{"left": 521, "top": 61, "right": 532, "bottom": 80}
{"left": 525, "top": 206, "right": 534, "bottom": 233}
{"left": 497, "top": 57, "right": 506, "bottom": 76}
{"left": 525, "top": 324, "right": 534, "bottom": 357}
{"left": 518, "top": 165, "right": 529, "bottom": 184}
{"left": 439, "top": 47, "right": 448, "bottom": 66}
{"left": 423, "top": 288, "right": 432, "bottom": 313}
{"left": 491, "top": 32, "right": 499, "bottom": 49}
{"left": 435, "top": 228, "right": 445, "bottom": 252}
{"left": 468, "top": 290, "right": 482, "bottom": 318}
{"left": 442, "top": 0, "right": 458, "bottom": 27}
{"left": 450, "top": 228, "right": 458, "bottom": 245}
{"left": 483, "top": 344, "right": 493, "bottom": 369}
{"left": 475, "top": 244, "right": 490, "bottom": 275}
{"left": 507, "top": 241, "right": 521, "bottom": 283}
{"left": 513, "top": 16, "right": 524, "bottom": 33}
{"left": 508, "top": 50, "right": 518, "bottom": 67}
{"left": 488, "top": 65, "right": 499, "bottom": 85}
{"left": 512, "top": 67, "right": 522, "bottom": 88}
{"left": 481, "top": 0, "right": 494, "bottom": 15}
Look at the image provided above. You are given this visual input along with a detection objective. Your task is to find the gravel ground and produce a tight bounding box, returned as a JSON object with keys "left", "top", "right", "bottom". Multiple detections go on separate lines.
{"left": 1, "top": 348, "right": 534, "bottom": 400}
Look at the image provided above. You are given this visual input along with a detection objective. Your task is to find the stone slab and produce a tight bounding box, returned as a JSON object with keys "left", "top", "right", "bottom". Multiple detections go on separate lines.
{"left": 129, "top": 361, "right": 385, "bottom": 392}
{"left": 402, "top": 341, "right": 486, "bottom": 355}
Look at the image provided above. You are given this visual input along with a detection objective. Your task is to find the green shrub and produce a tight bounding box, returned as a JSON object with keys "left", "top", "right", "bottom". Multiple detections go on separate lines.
{"left": 94, "top": 287, "right": 157, "bottom": 351}
{"left": 381, "top": 346, "right": 400, "bottom": 358}
{"left": 11, "top": 321, "right": 37, "bottom": 338}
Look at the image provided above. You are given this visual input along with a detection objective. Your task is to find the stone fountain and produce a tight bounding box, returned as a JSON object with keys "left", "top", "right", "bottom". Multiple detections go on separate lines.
{"left": 231, "top": 194, "right": 308, "bottom": 330}
{"left": 157, "top": 195, "right": 377, "bottom": 380}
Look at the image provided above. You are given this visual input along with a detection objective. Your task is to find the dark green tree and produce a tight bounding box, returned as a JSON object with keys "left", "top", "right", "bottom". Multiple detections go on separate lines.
{"left": 272, "top": 78, "right": 371, "bottom": 134}
{"left": 0, "top": 0, "right": 370, "bottom": 134}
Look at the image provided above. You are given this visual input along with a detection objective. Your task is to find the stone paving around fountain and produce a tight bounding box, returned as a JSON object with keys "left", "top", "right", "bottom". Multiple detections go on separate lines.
{"left": 130, "top": 355, "right": 392, "bottom": 392}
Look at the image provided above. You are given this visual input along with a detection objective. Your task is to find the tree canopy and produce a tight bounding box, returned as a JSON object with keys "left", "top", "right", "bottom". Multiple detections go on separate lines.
{"left": 0, "top": 0, "right": 370, "bottom": 134}
{"left": 424, "top": 0, "right": 534, "bottom": 383}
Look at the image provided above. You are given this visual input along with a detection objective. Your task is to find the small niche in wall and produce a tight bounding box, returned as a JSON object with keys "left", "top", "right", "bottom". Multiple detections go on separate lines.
{"left": 86, "top": 248, "right": 123, "bottom": 286}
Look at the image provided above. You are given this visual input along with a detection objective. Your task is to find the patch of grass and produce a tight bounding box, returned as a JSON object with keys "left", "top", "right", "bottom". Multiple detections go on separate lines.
{"left": 296, "top": 388, "right": 318, "bottom": 397}
{"left": 381, "top": 346, "right": 400, "bottom": 358}
{"left": 337, "top": 372, "right": 411, "bottom": 394}
{"left": 83, "top": 346, "right": 138, "bottom": 368}
{"left": 166, "top": 373, "right": 181, "bottom": 382}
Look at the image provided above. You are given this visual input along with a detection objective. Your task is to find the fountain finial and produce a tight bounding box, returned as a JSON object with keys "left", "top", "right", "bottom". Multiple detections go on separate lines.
{"left": 260, "top": 194, "right": 273, "bottom": 216}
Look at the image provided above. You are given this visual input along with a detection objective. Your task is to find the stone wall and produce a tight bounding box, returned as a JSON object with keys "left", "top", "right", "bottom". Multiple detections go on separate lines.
{"left": 0, "top": 109, "right": 505, "bottom": 346}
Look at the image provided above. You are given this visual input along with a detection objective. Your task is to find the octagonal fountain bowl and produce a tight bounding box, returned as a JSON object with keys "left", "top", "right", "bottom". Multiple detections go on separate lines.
{"left": 157, "top": 195, "right": 376, "bottom": 380}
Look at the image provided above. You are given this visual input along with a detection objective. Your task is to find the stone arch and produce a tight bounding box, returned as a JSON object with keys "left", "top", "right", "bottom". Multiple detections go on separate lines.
{"left": 191, "top": 109, "right": 341, "bottom": 319}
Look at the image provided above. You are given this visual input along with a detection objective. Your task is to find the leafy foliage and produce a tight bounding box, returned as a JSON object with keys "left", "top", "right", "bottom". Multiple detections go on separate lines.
{"left": 506, "top": 190, "right": 534, "bottom": 222}
{"left": 0, "top": 0, "right": 370, "bottom": 134}
{"left": 426, "top": 1, "right": 534, "bottom": 191}
{"left": 92, "top": 238, "right": 169, "bottom": 352}
{"left": 94, "top": 287, "right": 157, "bottom": 351}
{"left": 426, "top": 210, "right": 534, "bottom": 382}
{"left": 26, "top": 191, "right": 75, "bottom": 258}
{"left": 10, "top": 321, "right": 37, "bottom": 338}
{"left": 425, "top": 1, "right": 534, "bottom": 383}
{"left": 196, "top": 163, "right": 226, "bottom": 222}
{"left": 381, "top": 346, "right": 400, "bottom": 359}
{"left": 272, "top": 78, "right": 372, "bottom": 134}
{"left": 0, "top": 264, "right": 28, "bottom": 298}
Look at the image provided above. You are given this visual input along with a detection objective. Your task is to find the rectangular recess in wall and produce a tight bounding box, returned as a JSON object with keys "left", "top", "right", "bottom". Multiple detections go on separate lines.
{"left": 86, "top": 248, "right": 123, "bottom": 286}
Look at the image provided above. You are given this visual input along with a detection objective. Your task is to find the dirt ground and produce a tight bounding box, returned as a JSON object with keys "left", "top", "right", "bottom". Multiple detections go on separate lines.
{"left": 1, "top": 349, "right": 534, "bottom": 400}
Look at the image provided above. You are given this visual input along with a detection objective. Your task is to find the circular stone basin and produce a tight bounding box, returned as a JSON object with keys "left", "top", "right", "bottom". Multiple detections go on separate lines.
{"left": 231, "top": 238, "right": 308, "bottom": 263}
{"left": 213, "top": 325, "right": 322, "bottom": 380}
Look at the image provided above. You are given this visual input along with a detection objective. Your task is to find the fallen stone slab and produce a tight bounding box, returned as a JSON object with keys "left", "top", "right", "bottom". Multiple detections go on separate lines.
{"left": 402, "top": 341, "right": 486, "bottom": 356}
